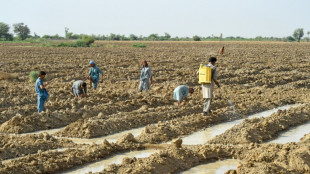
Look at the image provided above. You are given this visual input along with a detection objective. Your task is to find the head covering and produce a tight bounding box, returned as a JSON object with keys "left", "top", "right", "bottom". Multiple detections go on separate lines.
{"left": 89, "top": 60, "right": 95, "bottom": 65}
{"left": 142, "top": 60, "right": 148, "bottom": 67}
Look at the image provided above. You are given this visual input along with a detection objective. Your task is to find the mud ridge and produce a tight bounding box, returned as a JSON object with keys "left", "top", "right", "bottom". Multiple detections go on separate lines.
{"left": 0, "top": 134, "right": 144, "bottom": 174}
{"left": 55, "top": 105, "right": 203, "bottom": 138}
{"left": 97, "top": 143, "right": 241, "bottom": 174}
{"left": 0, "top": 133, "right": 73, "bottom": 161}
{"left": 0, "top": 95, "right": 171, "bottom": 134}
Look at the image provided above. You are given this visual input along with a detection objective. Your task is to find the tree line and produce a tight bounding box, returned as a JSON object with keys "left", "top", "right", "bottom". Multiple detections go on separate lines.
{"left": 0, "top": 22, "right": 309, "bottom": 42}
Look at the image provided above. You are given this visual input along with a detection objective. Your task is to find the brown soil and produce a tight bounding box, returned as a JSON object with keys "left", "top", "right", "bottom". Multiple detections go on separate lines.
{"left": 97, "top": 137, "right": 310, "bottom": 174}
{"left": 0, "top": 133, "right": 73, "bottom": 160}
{"left": 1, "top": 41, "right": 310, "bottom": 173}
{"left": 0, "top": 134, "right": 144, "bottom": 174}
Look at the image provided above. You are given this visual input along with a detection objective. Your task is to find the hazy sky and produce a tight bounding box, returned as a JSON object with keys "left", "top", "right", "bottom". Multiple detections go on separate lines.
{"left": 1, "top": 0, "right": 309, "bottom": 38}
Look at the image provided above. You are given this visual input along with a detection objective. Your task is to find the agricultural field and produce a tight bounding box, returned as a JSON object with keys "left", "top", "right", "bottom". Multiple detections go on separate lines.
{"left": 0, "top": 41, "right": 310, "bottom": 173}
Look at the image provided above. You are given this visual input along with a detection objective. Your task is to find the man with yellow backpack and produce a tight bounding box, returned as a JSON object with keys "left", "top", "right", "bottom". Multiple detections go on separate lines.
{"left": 198, "top": 57, "right": 220, "bottom": 116}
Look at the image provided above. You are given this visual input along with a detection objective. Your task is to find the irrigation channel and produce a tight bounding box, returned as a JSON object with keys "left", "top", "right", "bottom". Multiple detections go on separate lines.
{"left": 180, "top": 104, "right": 302, "bottom": 145}
{"left": 64, "top": 149, "right": 160, "bottom": 174}
{"left": 268, "top": 120, "right": 310, "bottom": 144}
{"left": 181, "top": 159, "right": 240, "bottom": 174}
{"left": 42, "top": 103, "right": 308, "bottom": 174}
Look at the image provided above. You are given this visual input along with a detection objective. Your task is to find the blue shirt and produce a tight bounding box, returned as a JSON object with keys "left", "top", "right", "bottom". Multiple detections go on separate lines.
{"left": 173, "top": 85, "right": 189, "bottom": 102}
{"left": 89, "top": 65, "right": 103, "bottom": 79}
{"left": 35, "top": 78, "right": 44, "bottom": 95}
{"left": 140, "top": 67, "right": 151, "bottom": 81}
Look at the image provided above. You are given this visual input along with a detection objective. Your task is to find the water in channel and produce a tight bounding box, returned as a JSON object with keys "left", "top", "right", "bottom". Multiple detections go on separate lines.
{"left": 181, "top": 104, "right": 301, "bottom": 145}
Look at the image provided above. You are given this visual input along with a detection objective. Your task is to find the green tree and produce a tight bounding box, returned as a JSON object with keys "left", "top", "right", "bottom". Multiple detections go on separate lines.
{"left": 286, "top": 36, "right": 295, "bottom": 42}
{"left": 164, "top": 32, "right": 171, "bottom": 40}
{"left": 108, "top": 33, "right": 120, "bottom": 40}
{"left": 307, "top": 31, "right": 310, "bottom": 42}
{"left": 193, "top": 35, "right": 201, "bottom": 41}
{"left": 0, "top": 22, "right": 13, "bottom": 41}
{"left": 13, "top": 23, "right": 30, "bottom": 40}
{"left": 293, "top": 28, "right": 304, "bottom": 42}
{"left": 148, "top": 33, "right": 159, "bottom": 41}
{"left": 129, "top": 34, "right": 138, "bottom": 40}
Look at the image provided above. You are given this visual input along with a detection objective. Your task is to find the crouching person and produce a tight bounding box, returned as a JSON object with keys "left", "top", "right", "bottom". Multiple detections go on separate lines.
{"left": 173, "top": 85, "right": 194, "bottom": 106}
{"left": 72, "top": 80, "right": 87, "bottom": 98}
{"left": 35, "top": 71, "right": 49, "bottom": 112}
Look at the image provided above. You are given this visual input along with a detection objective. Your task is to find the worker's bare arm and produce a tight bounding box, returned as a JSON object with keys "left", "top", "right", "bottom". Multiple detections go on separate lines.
{"left": 214, "top": 79, "right": 220, "bottom": 88}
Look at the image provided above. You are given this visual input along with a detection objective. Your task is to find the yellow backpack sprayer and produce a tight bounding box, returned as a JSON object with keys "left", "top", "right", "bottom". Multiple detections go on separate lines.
{"left": 198, "top": 64, "right": 212, "bottom": 84}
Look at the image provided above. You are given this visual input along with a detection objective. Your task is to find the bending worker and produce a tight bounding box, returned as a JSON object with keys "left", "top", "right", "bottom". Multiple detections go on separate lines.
{"left": 88, "top": 61, "right": 103, "bottom": 89}
{"left": 200, "top": 57, "right": 220, "bottom": 116}
{"left": 72, "top": 80, "right": 87, "bottom": 98}
{"left": 173, "top": 85, "right": 194, "bottom": 106}
{"left": 138, "top": 60, "right": 152, "bottom": 92}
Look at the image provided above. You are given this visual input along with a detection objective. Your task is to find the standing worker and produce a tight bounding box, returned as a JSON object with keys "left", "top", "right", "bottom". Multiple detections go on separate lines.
{"left": 72, "top": 80, "right": 87, "bottom": 98}
{"left": 88, "top": 61, "right": 103, "bottom": 89}
{"left": 138, "top": 60, "right": 152, "bottom": 92}
{"left": 35, "top": 71, "right": 49, "bottom": 113}
{"left": 173, "top": 85, "right": 194, "bottom": 106}
{"left": 199, "top": 57, "right": 220, "bottom": 116}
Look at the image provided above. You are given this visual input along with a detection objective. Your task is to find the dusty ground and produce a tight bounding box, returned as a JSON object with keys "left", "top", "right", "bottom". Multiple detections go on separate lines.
{"left": 0, "top": 41, "right": 310, "bottom": 173}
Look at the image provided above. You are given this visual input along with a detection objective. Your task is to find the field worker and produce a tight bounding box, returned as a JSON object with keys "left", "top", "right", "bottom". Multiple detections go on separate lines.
{"left": 35, "top": 71, "right": 49, "bottom": 112}
{"left": 201, "top": 57, "right": 220, "bottom": 116}
{"left": 173, "top": 85, "right": 194, "bottom": 106}
{"left": 219, "top": 46, "right": 225, "bottom": 56}
{"left": 88, "top": 60, "right": 103, "bottom": 89}
{"left": 138, "top": 60, "right": 152, "bottom": 92}
{"left": 72, "top": 80, "right": 87, "bottom": 98}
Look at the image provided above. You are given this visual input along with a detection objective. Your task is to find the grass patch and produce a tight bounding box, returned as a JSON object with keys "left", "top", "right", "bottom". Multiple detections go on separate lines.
{"left": 132, "top": 43, "right": 147, "bottom": 48}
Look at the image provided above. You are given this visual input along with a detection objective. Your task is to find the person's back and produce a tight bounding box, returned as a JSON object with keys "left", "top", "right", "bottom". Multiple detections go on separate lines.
{"left": 174, "top": 85, "right": 188, "bottom": 98}
{"left": 72, "top": 80, "right": 84, "bottom": 89}
{"left": 72, "top": 80, "right": 87, "bottom": 97}
{"left": 173, "top": 85, "right": 194, "bottom": 105}
{"left": 35, "top": 78, "right": 43, "bottom": 95}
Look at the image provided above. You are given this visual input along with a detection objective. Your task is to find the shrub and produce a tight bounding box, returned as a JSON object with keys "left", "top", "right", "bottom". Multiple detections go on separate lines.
{"left": 29, "top": 71, "right": 39, "bottom": 82}
{"left": 193, "top": 35, "right": 201, "bottom": 41}
{"left": 75, "top": 40, "right": 88, "bottom": 47}
{"left": 56, "top": 42, "right": 74, "bottom": 47}
{"left": 81, "top": 35, "right": 95, "bottom": 47}
{"left": 132, "top": 43, "right": 147, "bottom": 48}
{"left": 52, "top": 35, "right": 95, "bottom": 47}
